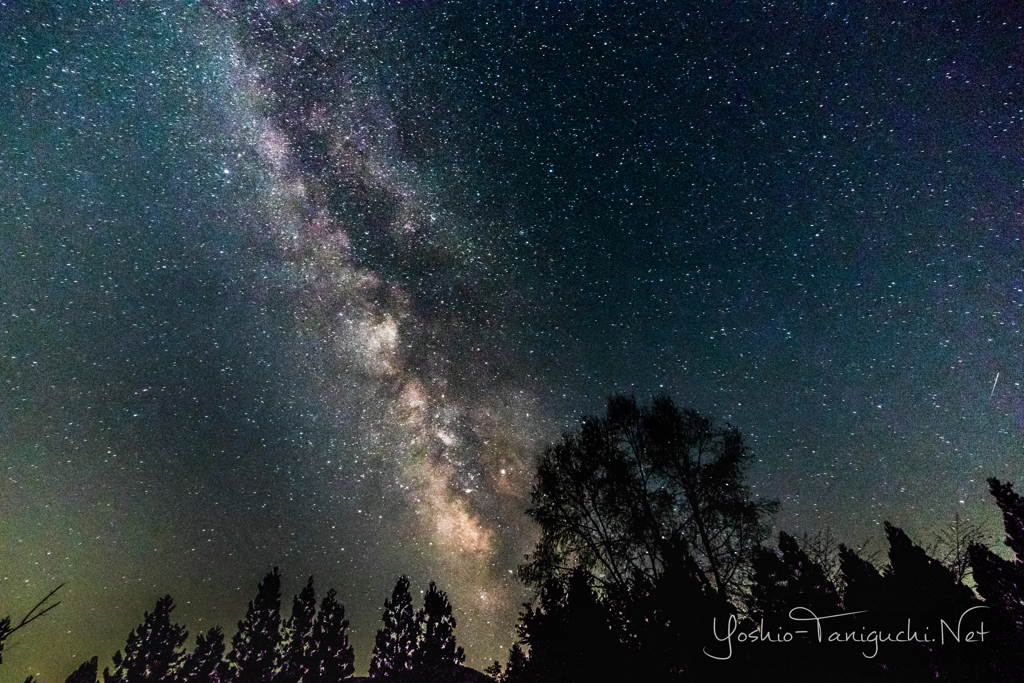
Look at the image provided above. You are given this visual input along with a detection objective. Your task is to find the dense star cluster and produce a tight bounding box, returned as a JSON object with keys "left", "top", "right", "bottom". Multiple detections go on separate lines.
{"left": 1, "top": 1, "right": 1022, "bottom": 679}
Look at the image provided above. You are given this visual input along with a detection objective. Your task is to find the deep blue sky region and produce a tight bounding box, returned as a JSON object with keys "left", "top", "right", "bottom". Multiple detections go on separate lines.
{"left": 1, "top": 1, "right": 1023, "bottom": 679}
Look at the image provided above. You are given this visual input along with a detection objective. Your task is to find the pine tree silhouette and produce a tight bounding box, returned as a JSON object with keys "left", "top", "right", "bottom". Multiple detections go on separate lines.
{"left": 837, "top": 543, "right": 886, "bottom": 614}
{"left": 369, "top": 576, "right": 417, "bottom": 680}
{"left": 515, "top": 570, "right": 623, "bottom": 683}
{"left": 971, "top": 478, "right": 1024, "bottom": 628}
{"left": 413, "top": 582, "right": 465, "bottom": 681}
{"left": 967, "top": 478, "right": 1024, "bottom": 682}
{"left": 65, "top": 657, "right": 98, "bottom": 683}
{"left": 501, "top": 644, "right": 527, "bottom": 683}
{"left": 229, "top": 568, "right": 283, "bottom": 683}
{"left": 279, "top": 576, "right": 316, "bottom": 683}
{"left": 885, "top": 522, "right": 976, "bottom": 615}
{"left": 882, "top": 523, "right": 983, "bottom": 681}
{"left": 608, "top": 537, "right": 731, "bottom": 681}
{"left": 306, "top": 589, "right": 355, "bottom": 683}
{"left": 750, "top": 531, "right": 841, "bottom": 619}
{"left": 989, "top": 478, "right": 1024, "bottom": 558}
{"left": 103, "top": 595, "right": 187, "bottom": 683}
{"left": 179, "top": 627, "right": 228, "bottom": 683}
{"left": 482, "top": 660, "right": 502, "bottom": 681}
{"left": 746, "top": 532, "right": 844, "bottom": 681}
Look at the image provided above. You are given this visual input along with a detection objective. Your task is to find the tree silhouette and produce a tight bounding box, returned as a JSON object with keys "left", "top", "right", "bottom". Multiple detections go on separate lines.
{"left": 501, "top": 644, "right": 527, "bottom": 683}
{"left": 482, "top": 660, "right": 502, "bottom": 681}
{"left": 279, "top": 576, "right": 316, "bottom": 683}
{"left": 972, "top": 542, "right": 1024, "bottom": 630}
{"left": 412, "top": 582, "right": 465, "bottom": 681}
{"left": 747, "top": 532, "right": 845, "bottom": 682}
{"left": 514, "top": 570, "right": 627, "bottom": 683}
{"left": 837, "top": 543, "right": 886, "bottom": 614}
{"left": 179, "top": 627, "right": 228, "bottom": 683}
{"left": 970, "top": 478, "right": 1024, "bottom": 629}
{"left": 968, "top": 478, "right": 1024, "bottom": 681}
{"left": 305, "top": 588, "right": 355, "bottom": 683}
{"left": 103, "top": 595, "right": 188, "bottom": 683}
{"left": 749, "top": 531, "right": 841, "bottom": 619}
{"left": 369, "top": 576, "right": 417, "bottom": 679}
{"left": 884, "top": 522, "right": 977, "bottom": 616}
{"left": 646, "top": 538, "right": 736, "bottom": 679}
{"left": 798, "top": 527, "right": 843, "bottom": 587}
{"left": 928, "top": 510, "right": 991, "bottom": 584}
{"left": 518, "top": 394, "right": 776, "bottom": 604}
{"left": 229, "top": 568, "right": 283, "bottom": 683}
{"left": 65, "top": 657, "right": 98, "bottom": 683}
{"left": 886, "top": 522, "right": 986, "bottom": 681}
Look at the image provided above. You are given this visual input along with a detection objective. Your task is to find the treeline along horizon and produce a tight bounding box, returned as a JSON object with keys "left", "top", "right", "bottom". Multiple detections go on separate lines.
{"left": 7, "top": 394, "right": 1024, "bottom": 683}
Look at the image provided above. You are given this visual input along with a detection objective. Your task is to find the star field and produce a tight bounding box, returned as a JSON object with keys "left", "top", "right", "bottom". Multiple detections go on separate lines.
{"left": 1, "top": 1, "right": 1023, "bottom": 679}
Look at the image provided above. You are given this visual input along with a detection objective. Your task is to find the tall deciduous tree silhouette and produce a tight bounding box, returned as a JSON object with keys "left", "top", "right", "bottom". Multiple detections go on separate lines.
{"left": 229, "top": 568, "right": 283, "bottom": 683}
{"left": 305, "top": 588, "right": 355, "bottom": 683}
{"left": 103, "top": 595, "right": 188, "bottom": 683}
{"left": 413, "top": 582, "right": 465, "bottom": 681}
{"left": 519, "top": 394, "right": 777, "bottom": 603}
{"left": 369, "top": 576, "right": 417, "bottom": 679}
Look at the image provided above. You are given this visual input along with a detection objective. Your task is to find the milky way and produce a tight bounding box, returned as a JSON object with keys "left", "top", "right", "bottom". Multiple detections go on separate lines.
{"left": 2, "top": 2, "right": 1023, "bottom": 679}
{"left": 212, "top": 0, "right": 544, "bottom": 647}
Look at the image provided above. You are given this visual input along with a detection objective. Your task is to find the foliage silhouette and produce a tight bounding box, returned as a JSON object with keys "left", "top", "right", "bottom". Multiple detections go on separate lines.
{"left": 102, "top": 595, "right": 187, "bottom": 683}
{"left": 968, "top": 478, "right": 1024, "bottom": 681}
{"left": 413, "top": 581, "right": 465, "bottom": 681}
{"left": 305, "top": 588, "right": 355, "bottom": 683}
{"left": 179, "top": 627, "right": 228, "bottom": 683}
{"left": 519, "top": 394, "right": 777, "bottom": 604}
{"left": 514, "top": 570, "right": 623, "bottom": 683}
{"left": 43, "top": 475, "right": 1024, "bottom": 681}
{"left": 884, "top": 522, "right": 977, "bottom": 615}
{"left": 837, "top": 542, "right": 886, "bottom": 614}
{"left": 510, "top": 394, "right": 773, "bottom": 681}
{"left": 369, "top": 575, "right": 417, "bottom": 679}
{"left": 65, "top": 657, "right": 98, "bottom": 683}
{"left": 749, "top": 530, "right": 841, "bottom": 620}
{"left": 928, "top": 510, "right": 991, "bottom": 584}
{"left": 229, "top": 568, "right": 282, "bottom": 683}
{"left": 482, "top": 660, "right": 502, "bottom": 681}
{"left": 797, "top": 527, "right": 843, "bottom": 587}
{"left": 279, "top": 576, "right": 316, "bottom": 683}
{"left": 970, "top": 478, "right": 1024, "bottom": 629}
{"left": 500, "top": 644, "right": 527, "bottom": 683}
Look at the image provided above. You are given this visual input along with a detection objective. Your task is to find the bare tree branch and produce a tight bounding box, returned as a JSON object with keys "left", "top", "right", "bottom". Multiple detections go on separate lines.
{"left": 0, "top": 583, "right": 65, "bottom": 665}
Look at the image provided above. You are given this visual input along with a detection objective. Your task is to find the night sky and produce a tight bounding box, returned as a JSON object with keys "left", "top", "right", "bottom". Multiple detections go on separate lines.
{"left": 2, "top": 1, "right": 1023, "bottom": 679}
